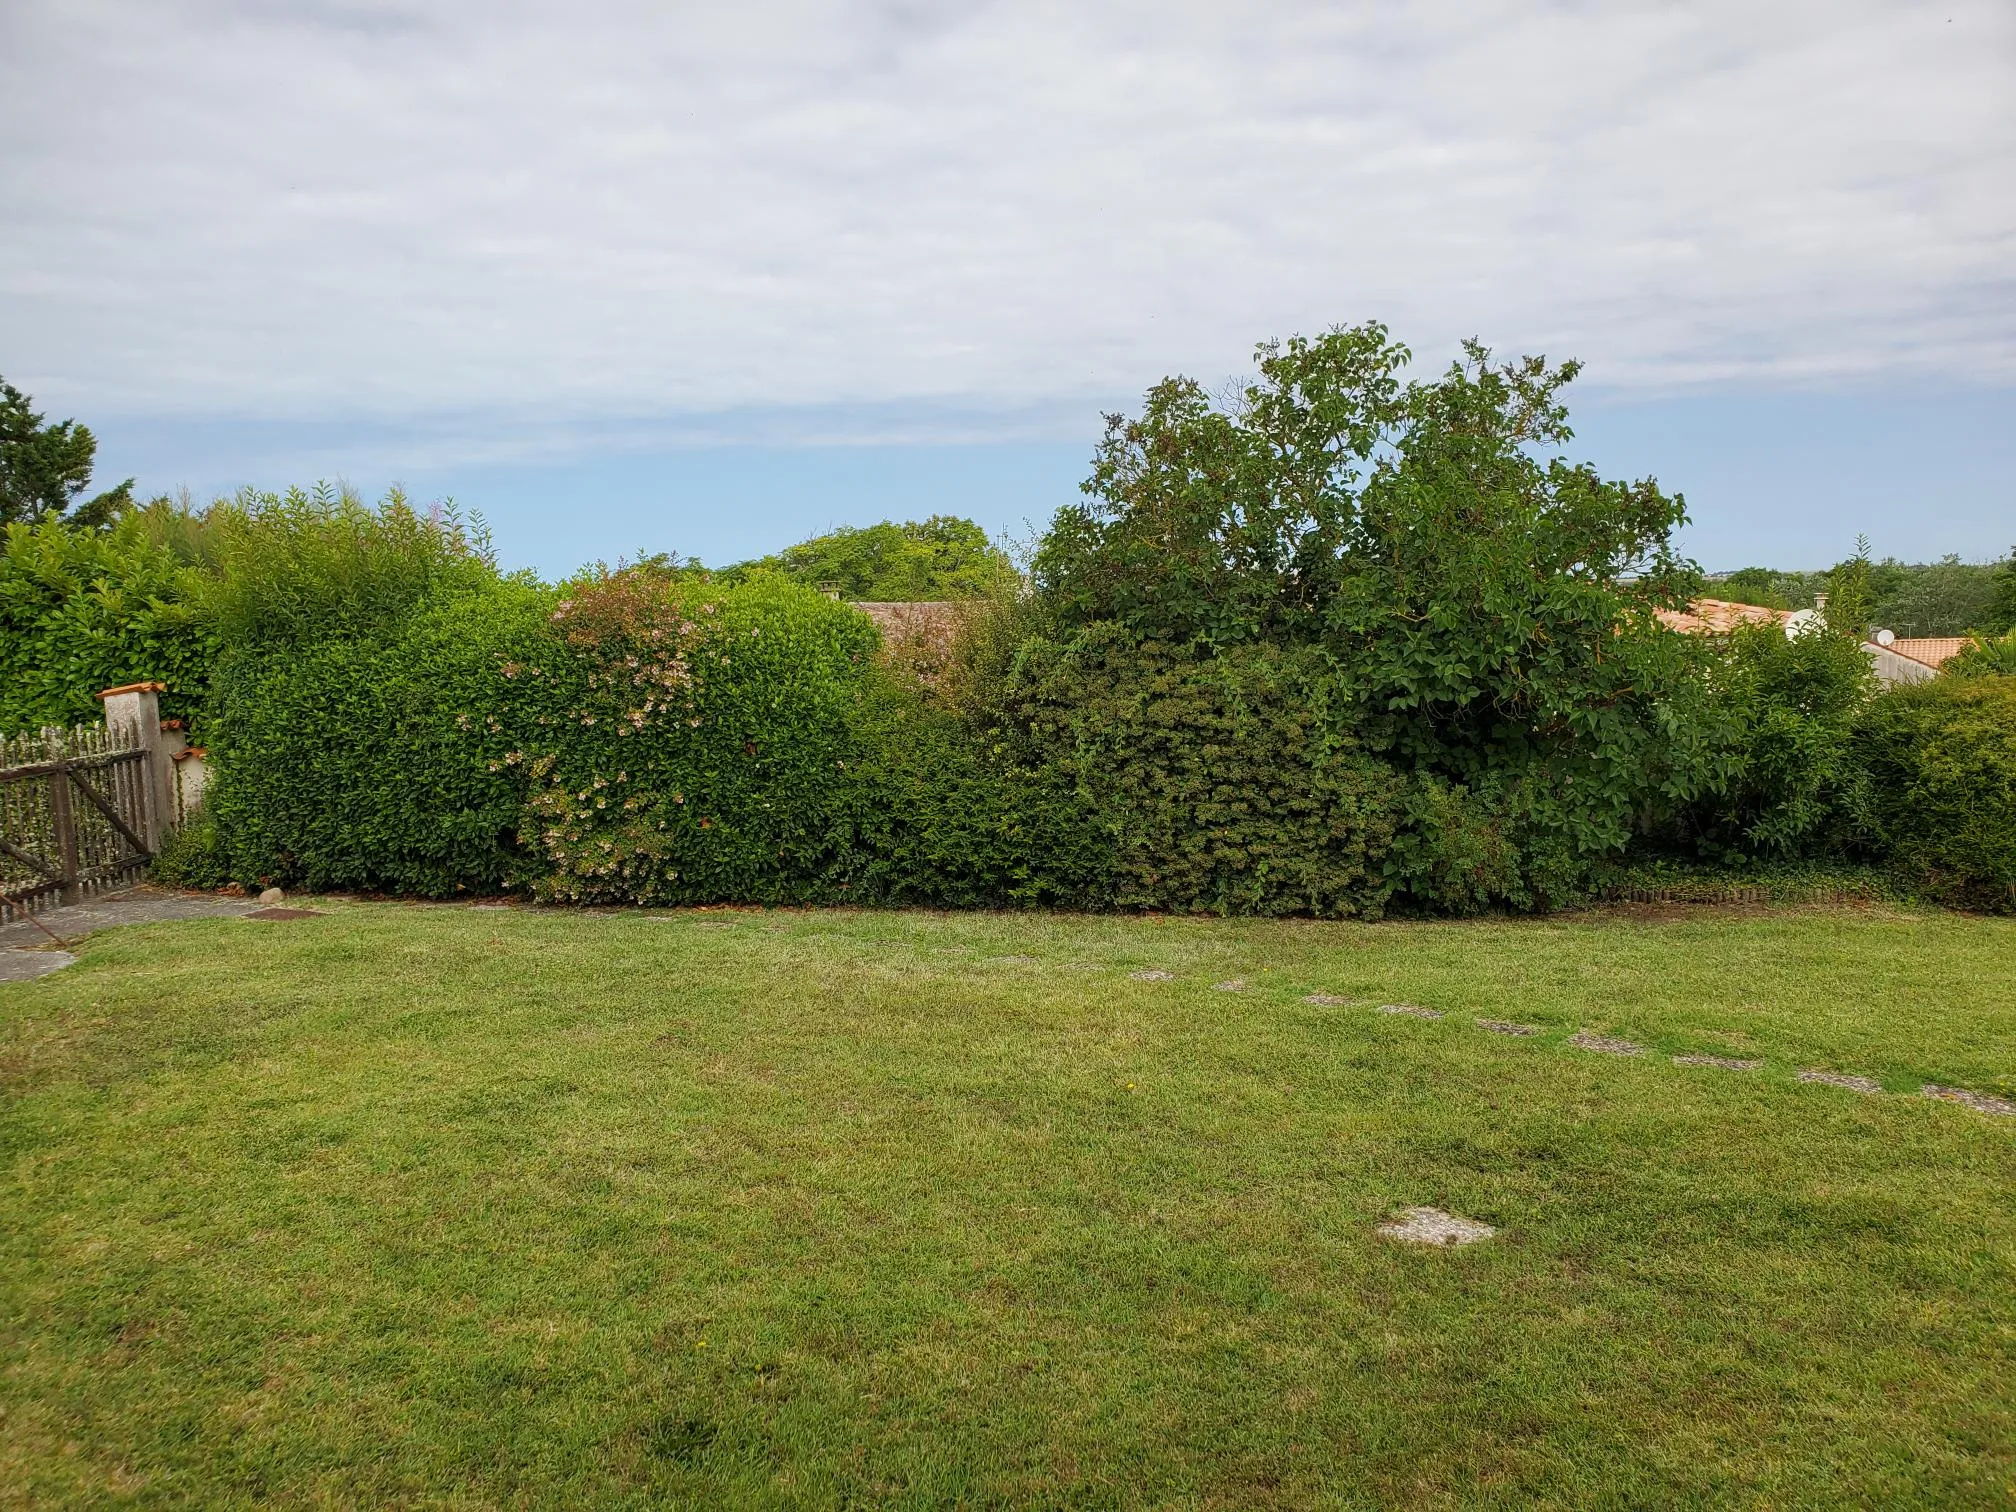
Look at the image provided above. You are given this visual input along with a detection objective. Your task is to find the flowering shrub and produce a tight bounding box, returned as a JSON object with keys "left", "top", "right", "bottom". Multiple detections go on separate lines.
{"left": 516, "top": 568, "right": 878, "bottom": 904}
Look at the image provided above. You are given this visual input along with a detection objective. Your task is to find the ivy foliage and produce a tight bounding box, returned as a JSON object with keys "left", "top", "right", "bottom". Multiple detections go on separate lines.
{"left": 1004, "top": 631, "right": 1402, "bottom": 916}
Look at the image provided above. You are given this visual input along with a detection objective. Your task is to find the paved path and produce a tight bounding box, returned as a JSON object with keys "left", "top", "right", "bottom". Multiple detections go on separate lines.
{"left": 0, "top": 888, "right": 260, "bottom": 980}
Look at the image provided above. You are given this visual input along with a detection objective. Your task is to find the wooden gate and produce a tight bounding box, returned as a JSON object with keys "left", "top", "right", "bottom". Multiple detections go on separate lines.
{"left": 0, "top": 724, "right": 156, "bottom": 923}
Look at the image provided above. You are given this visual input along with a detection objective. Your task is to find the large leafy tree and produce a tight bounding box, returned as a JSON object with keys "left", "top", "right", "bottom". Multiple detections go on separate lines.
{"left": 0, "top": 377, "right": 134, "bottom": 529}
{"left": 1029, "top": 323, "right": 1719, "bottom": 901}
{"left": 729, "top": 515, "right": 1018, "bottom": 601}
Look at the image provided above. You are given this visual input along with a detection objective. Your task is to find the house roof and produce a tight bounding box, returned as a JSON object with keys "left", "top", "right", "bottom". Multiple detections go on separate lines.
{"left": 851, "top": 601, "right": 968, "bottom": 646}
{"left": 1654, "top": 598, "right": 1792, "bottom": 634}
{"left": 1887, "top": 637, "right": 1974, "bottom": 669}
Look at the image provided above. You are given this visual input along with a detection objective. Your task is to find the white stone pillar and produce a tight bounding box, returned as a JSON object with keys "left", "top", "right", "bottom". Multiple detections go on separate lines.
{"left": 97, "top": 681, "right": 172, "bottom": 851}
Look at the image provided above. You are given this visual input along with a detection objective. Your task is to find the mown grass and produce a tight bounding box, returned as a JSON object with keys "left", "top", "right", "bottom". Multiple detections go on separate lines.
{"left": 2, "top": 900, "right": 2013, "bottom": 1508}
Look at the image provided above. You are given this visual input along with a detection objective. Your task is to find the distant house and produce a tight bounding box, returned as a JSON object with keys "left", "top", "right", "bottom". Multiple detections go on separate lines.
{"left": 1657, "top": 597, "right": 1956, "bottom": 688}
{"left": 851, "top": 600, "right": 973, "bottom": 691}
{"left": 1885, "top": 637, "right": 1974, "bottom": 672}
{"left": 1653, "top": 598, "right": 1791, "bottom": 635}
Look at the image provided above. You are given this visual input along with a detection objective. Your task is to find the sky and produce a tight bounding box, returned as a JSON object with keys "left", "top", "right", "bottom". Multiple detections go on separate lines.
{"left": 4, "top": 0, "right": 2012, "bottom": 579}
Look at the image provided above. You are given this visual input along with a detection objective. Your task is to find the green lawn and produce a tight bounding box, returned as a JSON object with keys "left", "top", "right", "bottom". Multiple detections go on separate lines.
{"left": 3, "top": 900, "right": 2013, "bottom": 1508}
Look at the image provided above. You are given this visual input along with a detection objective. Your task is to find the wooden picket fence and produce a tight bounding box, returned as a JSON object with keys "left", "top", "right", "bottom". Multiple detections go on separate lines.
{"left": 0, "top": 724, "right": 156, "bottom": 924}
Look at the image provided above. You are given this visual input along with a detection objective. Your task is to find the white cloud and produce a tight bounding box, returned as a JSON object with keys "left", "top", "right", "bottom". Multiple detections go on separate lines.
{"left": 2, "top": 0, "right": 2010, "bottom": 448}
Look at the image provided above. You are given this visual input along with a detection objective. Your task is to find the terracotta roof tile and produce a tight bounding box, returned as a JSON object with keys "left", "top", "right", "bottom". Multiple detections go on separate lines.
{"left": 1887, "top": 637, "right": 1974, "bottom": 668}
{"left": 1655, "top": 599, "right": 1793, "bottom": 635}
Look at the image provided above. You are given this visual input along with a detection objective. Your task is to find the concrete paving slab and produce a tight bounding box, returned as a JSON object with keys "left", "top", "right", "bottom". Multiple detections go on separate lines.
{"left": 0, "top": 887, "right": 259, "bottom": 950}
{"left": 0, "top": 949, "right": 76, "bottom": 982}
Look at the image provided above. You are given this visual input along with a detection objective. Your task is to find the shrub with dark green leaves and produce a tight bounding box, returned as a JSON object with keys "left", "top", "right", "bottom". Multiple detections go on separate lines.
{"left": 1028, "top": 325, "right": 1719, "bottom": 907}
{"left": 207, "top": 581, "right": 552, "bottom": 894}
{"left": 1000, "top": 631, "right": 1404, "bottom": 916}
{"left": 822, "top": 679, "right": 1108, "bottom": 909}
{"left": 1852, "top": 677, "right": 2016, "bottom": 912}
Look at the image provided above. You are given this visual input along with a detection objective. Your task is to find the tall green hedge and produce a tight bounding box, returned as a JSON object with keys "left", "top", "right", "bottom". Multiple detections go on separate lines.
{"left": 207, "top": 581, "right": 552, "bottom": 894}
{"left": 0, "top": 511, "right": 216, "bottom": 734}
{"left": 1004, "top": 631, "right": 1402, "bottom": 916}
{"left": 520, "top": 572, "right": 881, "bottom": 904}
{"left": 1852, "top": 678, "right": 2016, "bottom": 912}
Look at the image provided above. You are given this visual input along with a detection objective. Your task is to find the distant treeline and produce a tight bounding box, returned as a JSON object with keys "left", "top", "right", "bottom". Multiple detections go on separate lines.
{"left": 1715, "top": 554, "right": 2015, "bottom": 639}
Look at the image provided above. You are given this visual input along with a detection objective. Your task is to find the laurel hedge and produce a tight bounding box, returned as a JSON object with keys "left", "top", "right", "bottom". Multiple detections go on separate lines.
{"left": 205, "top": 580, "right": 552, "bottom": 895}
{"left": 0, "top": 509, "right": 217, "bottom": 735}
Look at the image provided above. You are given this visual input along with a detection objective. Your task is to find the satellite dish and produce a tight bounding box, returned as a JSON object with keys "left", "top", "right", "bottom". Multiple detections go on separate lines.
{"left": 1874, "top": 628, "right": 1896, "bottom": 647}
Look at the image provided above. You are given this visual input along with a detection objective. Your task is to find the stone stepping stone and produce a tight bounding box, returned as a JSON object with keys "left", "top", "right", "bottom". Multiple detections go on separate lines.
{"left": 1302, "top": 993, "right": 1356, "bottom": 1006}
{"left": 1567, "top": 1031, "right": 1645, "bottom": 1056}
{"left": 1477, "top": 1018, "right": 1542, "bottom": 1036}
{"left": 1921, "top": 1085, "right": 2016, "bottom": 1117}
{"left": 1212, "top": 979, "right": 1249, "bottom": 992}
{"left": 1797, "top": 1069, "right": 1882, "bottom": 1094}
{"left": 1378, "top": 1003, "right": 1443, "bottom": 1019}
{"left": 1378, "top": 1207, "right": 1495, "bottom": 1247}
{"left": 243, "top": 907, "right": 323, "bottom": 921}
{"left": 1673, "top": 1054, "right": 1763, "bottom": 1071}
{"left": 1128, "top": 969, "right": 1175, "bottom": 982}
{"left": 986, "top": 954, "right": 1040, "bottom": 965}
{"left": 0, "top": 949, "right": 75, "bottom": 983}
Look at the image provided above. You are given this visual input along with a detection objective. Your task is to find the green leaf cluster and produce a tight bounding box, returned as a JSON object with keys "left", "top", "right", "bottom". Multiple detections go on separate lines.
{"left": 1028, "top": 325, "right": 1716, "bottom": 906}
{"left": 723, "top": 515, "right": 1019, "bottom": 601}
{"left": 206, "top": 580, "right": 553, "bottom": 894}
{"left": 1944, "top": 631, "right": 2016, "bottom": 678}
{"left": 1851, "top": 677, "right": 2016, "bottom": 912}
{"left": 1666, "top": 622, "right": 1876, "bottom": 858}
{"left": 0, "top": 505, "right": 218, "bottom": 734}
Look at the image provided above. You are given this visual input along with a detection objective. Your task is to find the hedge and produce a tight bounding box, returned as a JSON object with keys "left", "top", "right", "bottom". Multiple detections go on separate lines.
{"left": 1852, "top": 677, "right": 2016, "bottom": 912}
{"left": 206, "top": 580, "right": 552, "bottom": 894}
{"left": 0, "top": 511, "right": 216, "bottom": 735}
